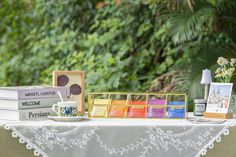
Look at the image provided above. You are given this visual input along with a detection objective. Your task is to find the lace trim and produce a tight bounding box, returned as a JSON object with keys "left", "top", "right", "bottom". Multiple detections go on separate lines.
{"left": 3, "top": 123, "right": 236, "bottom": 157}
{"left": 197, "top": 124, "right": 236, "bottom": 157}
{"left": 4, "top": 124, "right": 48, "bottom": 157}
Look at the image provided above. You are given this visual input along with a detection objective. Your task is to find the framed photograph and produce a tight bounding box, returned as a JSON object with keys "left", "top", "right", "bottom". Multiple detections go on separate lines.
{"left": 53, "top": 70, "right": 85, "bottom": 114}
{"left": 206, "top": 82, "right": 233, "bottom": 113}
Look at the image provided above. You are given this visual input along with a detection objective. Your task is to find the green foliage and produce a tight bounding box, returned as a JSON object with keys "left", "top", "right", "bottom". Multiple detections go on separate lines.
{"left": 0, "top": 0, "right": 236, "bottom": 107}
{"left": 80, "top": 0, "right": 184, "bottom": 92}
{"left": 0, "top": 0, "right": 184, "bottom": 95}
{"left": 0, "top": 0, "right": 98, "bottom": 86}
{"left": 165, "top": 0, "right": 236, "bottom": 99}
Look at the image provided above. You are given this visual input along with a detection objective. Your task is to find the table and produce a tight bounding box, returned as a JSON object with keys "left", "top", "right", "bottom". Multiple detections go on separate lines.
{"left": 1, "top": 118, "right": 236, "bottom": 157}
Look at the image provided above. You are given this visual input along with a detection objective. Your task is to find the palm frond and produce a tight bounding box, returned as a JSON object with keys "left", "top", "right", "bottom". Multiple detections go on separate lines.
{"left": 155, "top": 0, "right": 195, "bottom": 11}
{"left": 214, "top": 0, "right": 236, "bottom": 12}
{"left": 167, "top": 7, "right": 215, "bottom": 44}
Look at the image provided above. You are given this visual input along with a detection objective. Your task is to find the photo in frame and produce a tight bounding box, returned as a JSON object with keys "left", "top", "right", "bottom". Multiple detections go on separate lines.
{"left": 53, "top": 70, "right": 85, "bottom": 115}
{"left": 206, "top": 82, "right": 233, "bottom": 114}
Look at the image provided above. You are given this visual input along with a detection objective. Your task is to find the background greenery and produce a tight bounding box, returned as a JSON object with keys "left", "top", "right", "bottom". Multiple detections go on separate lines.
{"left": 0, "top": 0, "right": 236, "bottom": 109}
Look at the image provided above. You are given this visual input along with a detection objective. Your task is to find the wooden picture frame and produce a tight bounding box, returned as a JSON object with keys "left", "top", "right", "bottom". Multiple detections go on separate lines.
{"left": 53, "top": 70, "right": 85, "bottom": 115}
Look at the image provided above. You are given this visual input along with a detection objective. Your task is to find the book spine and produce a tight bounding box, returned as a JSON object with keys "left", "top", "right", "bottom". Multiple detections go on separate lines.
{"left": 19, "top": 108, "right": 54, "bottom": 121}
{"left": 18, "top": 87, "right": 68, "bottom": 100}
{"left": 18, "top": 98, "right": 64, "bottom": 109}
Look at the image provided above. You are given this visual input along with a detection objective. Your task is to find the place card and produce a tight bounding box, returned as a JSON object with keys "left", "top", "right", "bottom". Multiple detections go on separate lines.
{"left": 149, "top": 99, "right": 166, "bottom": 105}
{"left": 168, "top": 101, "right": 185, "bottom": 106}
{"left": 147, "top": 99, "right": 166, "bottom": 118}
{"left": 127, "top": 101, "right": 146, "bottom": 118}
{"left": 90, "top": 99, "right": 111, "bottom": 117}
{"left": 91, "top": 105, "right": 108, "bottom": 117}
{"left": 108, "top": 100, "right": 127, "bottom": 118}
{"left": 93, "top": 99, "right": 111, "bottom": 105}
{"left": 167, "top": 101, "right": 185, "bottom": 118}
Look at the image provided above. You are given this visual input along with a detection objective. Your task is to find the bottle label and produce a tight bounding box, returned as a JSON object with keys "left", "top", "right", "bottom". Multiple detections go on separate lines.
{"left": 194, "top": 103, "right": 205, "bottom": 116}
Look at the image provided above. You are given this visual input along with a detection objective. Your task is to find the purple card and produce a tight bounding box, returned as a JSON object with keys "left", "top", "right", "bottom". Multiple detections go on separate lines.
{"left": 147, "top": 107, "right": 165, "bottom": 118}
{"left": 147, "top": 99, "right": 166, "bottom": 118}
{"left": 148, "top": 99, "right": 166, "bottom": 105}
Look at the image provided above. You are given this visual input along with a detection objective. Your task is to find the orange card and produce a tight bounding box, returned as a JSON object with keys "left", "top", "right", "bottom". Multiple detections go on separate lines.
{"left": 108, "top": 100, "right": 127, "bottom": 117}
{"left": 128, "top": 100, "right": 146, "bottom": 105}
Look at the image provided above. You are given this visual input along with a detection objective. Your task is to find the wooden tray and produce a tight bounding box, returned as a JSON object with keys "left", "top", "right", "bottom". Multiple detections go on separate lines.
{"left": 203, "top": 112, "right": 233, "bottom": 119}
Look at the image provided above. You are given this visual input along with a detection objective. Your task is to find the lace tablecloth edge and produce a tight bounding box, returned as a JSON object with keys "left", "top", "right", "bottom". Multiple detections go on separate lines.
{"left": 3, "top": 123, "right": 236, "bottom": 157}
{"left": 3, "top": 124, "right": 48, "bottom": 157}
{"left": 196, "top": 123, "right": 236, "bottom": 157}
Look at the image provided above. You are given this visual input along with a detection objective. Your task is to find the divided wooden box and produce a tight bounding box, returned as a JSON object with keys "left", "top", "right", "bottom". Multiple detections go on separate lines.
{"left": 88, "top": 92, "right": 188, "bottom": 119}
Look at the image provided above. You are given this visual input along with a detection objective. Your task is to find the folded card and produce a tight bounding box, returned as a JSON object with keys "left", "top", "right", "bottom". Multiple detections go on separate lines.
{"left": 93, "top": 99, "right": 111, "bottom": 105}
{"left": 147, "top": 107, "right": 165, "bottom": 118}
{"left": 91, "top": 105, "right": 108, "bottom": 117}
{"left": 149, "top": 99, "right": 166, "bottom": 105}
{"left": 167, "top": 107, "right": 185, "bottom": 118}
{"left": 109, "top": 106, "right": 126, "bottom": 117}
{"left": 108, "top": 100, "right": 127, "bottom": 117}
{"left": 168, "top": 101, "right": 185, "bottom": 106}
{"left": 128, "top": 101, "right": 146, "bottom": 118}
{"left": 147, "top": 99, "right": 165, "bottom": 118}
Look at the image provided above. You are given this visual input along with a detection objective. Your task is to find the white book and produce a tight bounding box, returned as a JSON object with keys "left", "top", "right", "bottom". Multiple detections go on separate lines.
{"left": 0, "top": 108, "right": 55, "bottom": 121}
{"left": 0, "top": 86, "right": 68, "bottom": 100}
{"left": 0, "top": 97, "right": 66, "bottom": 110}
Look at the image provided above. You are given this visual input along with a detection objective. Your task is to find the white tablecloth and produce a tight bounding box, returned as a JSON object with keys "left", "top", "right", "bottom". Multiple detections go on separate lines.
{"left": 2, "top": 118, "right": 236, "bottom": 157}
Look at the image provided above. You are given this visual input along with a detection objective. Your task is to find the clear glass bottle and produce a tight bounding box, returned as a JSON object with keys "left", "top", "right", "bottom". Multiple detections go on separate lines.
{"left": 194, "top": 99, "right": 207, "bottom": 116}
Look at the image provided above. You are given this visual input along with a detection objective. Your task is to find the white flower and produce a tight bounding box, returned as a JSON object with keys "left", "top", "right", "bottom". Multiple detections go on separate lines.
{"left": 230, "top": 58, "right": 236, "bottom": 67}
{"left": 217, "top": 57, "right": 229, "bottom": 66}
{"left": 215, "top": 57, "right": 236, "bottom": 82}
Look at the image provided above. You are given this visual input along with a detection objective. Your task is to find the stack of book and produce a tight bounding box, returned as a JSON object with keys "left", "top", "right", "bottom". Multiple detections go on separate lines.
{"left": 0, "top": 86, "right": 68, "bottom": 121}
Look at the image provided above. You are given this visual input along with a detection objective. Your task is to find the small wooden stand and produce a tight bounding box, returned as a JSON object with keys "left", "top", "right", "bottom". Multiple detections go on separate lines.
{"left": 203, "top": 112, "right": 233, "bottom": 119}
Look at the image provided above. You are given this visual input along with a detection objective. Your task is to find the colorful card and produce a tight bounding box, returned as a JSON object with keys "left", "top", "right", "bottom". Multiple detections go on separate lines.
{"left": 93, "top": 99, "right": 111, "bottom": 105}
{"left": 128, "top": 101, "right": 146, "bottom": 118}
{"left": 148, "top": 99, "right": 166, "bottom": 105}
{"left": 91, "top": 105, "right": 108, "bottom": 117}
{"left": 109, "top": 106, "right": 126, "bottom": 117}
{"left": 147, "top": 107, "right": 165, "bottom": 118}
{"left": 108, "top": 100, "right": 127, "bottom": 117}
{"left": 168, "top": 107, "right": 185, "bottom": 118}
{"left": 147, "top": 99, "right": 165, "bottom": 118}
{"left": 168, "top": 101, "right": 185, "bottom": 105}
